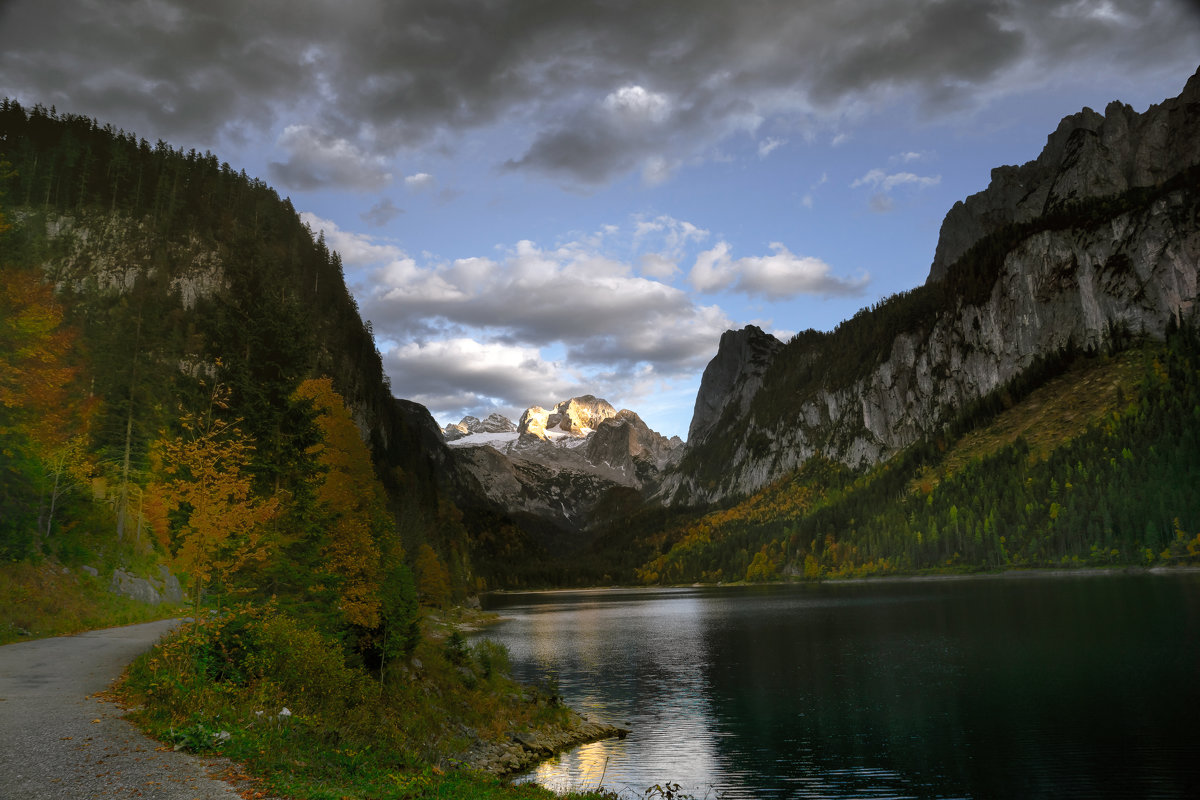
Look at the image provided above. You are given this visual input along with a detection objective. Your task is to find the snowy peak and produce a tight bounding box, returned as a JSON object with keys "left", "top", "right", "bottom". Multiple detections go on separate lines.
{"left": 442, "top": 412, "right": 517, "bottom": 441}
{"left": 443, "top": 396, "right": 683, "bottom": 533}
{"left": 519, "top": 395, "right": 618, "bottom": 440}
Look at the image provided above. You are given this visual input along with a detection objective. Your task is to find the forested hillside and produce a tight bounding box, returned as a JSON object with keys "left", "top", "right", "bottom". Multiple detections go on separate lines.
{"left": 0, "top": 99, "right": 473, "bottom": 642}
{"left": 0, "top": 100, "right": 627, "bottom": 799}
{"left": 634, "top": 330, "right": 1200, "bottom": 584}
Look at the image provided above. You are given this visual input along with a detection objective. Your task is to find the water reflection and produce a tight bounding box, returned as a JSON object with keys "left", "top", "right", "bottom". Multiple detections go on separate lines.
{"left": 480, "top": 577, "right": 1200, "bottom": 799}
{"left": 493, "top": 589, "right": 726, "bottom": 795}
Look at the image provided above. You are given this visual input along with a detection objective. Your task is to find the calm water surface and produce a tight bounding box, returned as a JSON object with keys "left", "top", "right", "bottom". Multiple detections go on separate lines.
{"left": 479, "top": 573, "right": 1200, "bottom": 799}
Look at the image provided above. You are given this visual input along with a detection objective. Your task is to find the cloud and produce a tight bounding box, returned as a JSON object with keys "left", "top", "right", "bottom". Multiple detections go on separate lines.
{"left": 689, "top": 242, "right": 868, "bottom": 299}
{"left": 383, "top": 338, "right": 578, "bottom": 421}
{"left": 363, "top": 238, "right": 731, "bottom": 368}
{"left": 632, "top": 215, "right": 710, "bottom": 258}
{"left": 758, "top": 137, "right": 785, "bottom": 158}
{"left": 361, "top": 198, "right": 404, "bottom": 227}
{"left": 869, "top": 193, "right": 895, "bottom": 213}
{"left": 287, "top": 220, "right": 733, "bottom": 422}
{"left": 603, "top": 85, "right": 671, "bottom": 124}
{"left": 851, "top": 167, "right": 941, "bottom": 212}
{"left": 639, "top": 253, "right": 679, "bottom": 280}
{"left": 268, "top": 124, "right": 393, "bottom": 191}
{"left": 851, "top": 169, "right": 941, "bottom": 192}
{"left": 299, "top": 212, "right": 406, "bottom": 266}
{"left": 1, "top": 1, "right": 1196, "bottom": 186}
{"left": 404, "top": 172, "right": 435, "bottom": 191}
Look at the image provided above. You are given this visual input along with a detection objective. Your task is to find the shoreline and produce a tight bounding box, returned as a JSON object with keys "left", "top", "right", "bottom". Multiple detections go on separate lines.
{"left": 484, "top": 564, "right": 1200, "bottom": 597}
{"left": 457, "top": 708, "right": 630, "bottom": 776}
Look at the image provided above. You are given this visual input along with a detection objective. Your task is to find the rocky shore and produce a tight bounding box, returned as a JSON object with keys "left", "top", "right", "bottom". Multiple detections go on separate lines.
{"left": 457, "top": 708, "right": 630, "bottom": 776}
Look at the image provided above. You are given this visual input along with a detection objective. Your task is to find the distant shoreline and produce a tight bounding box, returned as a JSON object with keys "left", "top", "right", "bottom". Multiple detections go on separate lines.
{"left": 484, "top": 564, "right": 1200, "bottom": 597}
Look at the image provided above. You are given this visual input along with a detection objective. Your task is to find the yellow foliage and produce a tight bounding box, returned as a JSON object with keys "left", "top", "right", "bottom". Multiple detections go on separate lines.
{"left": 155, "top": 385, "right": 278, "bottom": 606}
{"left": 293, "top": 377, "right": 391, "bottom": 627}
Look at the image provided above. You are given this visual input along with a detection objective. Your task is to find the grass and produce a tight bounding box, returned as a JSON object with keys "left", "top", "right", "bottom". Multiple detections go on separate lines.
{"left": 0, "top": 559, "right": 179, "bottom": 645}
{"left": 119, "top": 603, "right": 624, "bottom": 800}
{"left": 911, "top": 349, "right": 1143, "bottom": 493}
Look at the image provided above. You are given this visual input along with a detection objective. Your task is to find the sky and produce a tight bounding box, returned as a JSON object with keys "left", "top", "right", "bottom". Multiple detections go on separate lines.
{"left": 1, "top": 1, "right": 1198, "bottom": 440}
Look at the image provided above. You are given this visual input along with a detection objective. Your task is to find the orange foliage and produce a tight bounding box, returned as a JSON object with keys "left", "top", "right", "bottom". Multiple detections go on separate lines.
{"left": 293, "top": 377, "right": 390, "bottom": 628}
{"left": 0, "top": 268, "right": 87, "bottom": 452}
{"left": 154, "top": 386, "right": 278, "bottom": 606}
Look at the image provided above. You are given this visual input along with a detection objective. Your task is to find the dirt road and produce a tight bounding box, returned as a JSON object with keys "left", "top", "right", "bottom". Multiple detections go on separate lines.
{"left": 0, "top": 619, "right": 248, "bottom": 799}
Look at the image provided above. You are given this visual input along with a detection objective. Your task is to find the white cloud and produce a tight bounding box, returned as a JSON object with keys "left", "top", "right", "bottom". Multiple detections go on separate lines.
{"left": 603, "top": 85, "right": 671, "bottom": 125}
{"left": 268, "top": 124, "right": 393, "bottom": 191}
{"left": 689, "top": 241, "right": 868, "bottom": 299}
{"left": 383, "top": 338, "right": 577, "bottom": 421}
{"left": 404, "top": 172, "right": 435, "bottom": 190}
{"left": 851, "top": 169, "right": 941, "bottom": 192}
{"left": 639, "top": 253, "right": 679, "bottom": 280}
{"left": 758, "top": 137, "right": 785, "bottom": 157}
{"left": 632, "top": 215, "right": 710, "bottom": 258}
{"left": 299, "top": 212, "right": 408, "bottom": 269}
{"left": 641, "top": 155, "right": 676, "bottom": 186}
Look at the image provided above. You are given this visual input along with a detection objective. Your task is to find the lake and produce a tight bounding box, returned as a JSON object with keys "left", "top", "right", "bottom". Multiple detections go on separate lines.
{"left": 479, "top": 572, "right": 1200, "bottom": 799}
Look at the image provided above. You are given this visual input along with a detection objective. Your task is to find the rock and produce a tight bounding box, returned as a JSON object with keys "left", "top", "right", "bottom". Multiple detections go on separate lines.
{"left": 108, "top": 566, "right": 184, "bottom": 606}
{"left": 659, "top": 67, "right": 1200, "bottom": 508}
{"left": 928, "top": 66, "right": 1200, "bottom": 284}
{"left": 158, "top": 565, "right": 184, "bottom": 604}
{"left": 446, "top": 393, "right": 682, "bottom": 536}
{"left": 81, "top": 565, "right": 99, "bottom": 577}
{"left": 586, "top": 409, "right": 682, "bottom": 480}
{"left": 545, "top": 395, "right": 618, "bottom": 434}
{"left": 478, "top": 413, "right": 516, "bottom": 434}
{"left": 686, "top": 325, "right": 784, "bottom": 448}
{"left": 459, "top": 708, "right": 631, "bottom": 776}
{"left": 518, "top": 406, "right": 550, "bottom": 439}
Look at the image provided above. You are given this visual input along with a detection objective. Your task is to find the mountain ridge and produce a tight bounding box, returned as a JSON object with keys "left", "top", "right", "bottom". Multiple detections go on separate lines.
{"left": 657, "top": 66, "right": 1200, "bottom": 509}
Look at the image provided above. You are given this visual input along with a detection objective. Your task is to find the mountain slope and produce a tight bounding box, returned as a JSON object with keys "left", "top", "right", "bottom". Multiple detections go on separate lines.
{"left": 660, "top": 66, "right": 1200, "bottom": 509}
{"left": 0, "top": 100, "right": 470, "bottom": 610}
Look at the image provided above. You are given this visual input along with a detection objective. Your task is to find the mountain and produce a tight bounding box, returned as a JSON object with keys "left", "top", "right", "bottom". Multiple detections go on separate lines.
{"left": 444, "top": 396, "right": 682, "bottom": 541}
{"left": 443, "top": 412, "right": 517, "bottom": 441}
{"left": 0, "top": 101, "right": 473, "bottom": 620}
{"left": 659, "top": 66, "right": 1200, "bottom": 510}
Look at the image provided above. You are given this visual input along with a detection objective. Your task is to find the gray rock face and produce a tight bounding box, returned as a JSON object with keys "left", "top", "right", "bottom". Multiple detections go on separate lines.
{"left": 443, "top": 412, "right": 516, "bottom": 441}
{"left": 928, "top": 66, "right": 1200, "bottom": 284}
{"left": 585, "top": 410, "right": 683, "bottom": 484}
{"left": 545, "top": 395, "right": 617, "bottom": 435}
{"left": 660, "top": 68, "right": 1200, "bottom": 508}
{"left": 687, "top": 325, "right": 783, "bottom": 447}
{"left": 108, "top": 566, "right": 184, "bottom": 606}
{"left": 447, "top": 398, "right": 681, "bottom": 532}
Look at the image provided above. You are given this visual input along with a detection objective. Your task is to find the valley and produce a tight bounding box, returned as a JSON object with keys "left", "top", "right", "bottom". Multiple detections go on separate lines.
{"left": 2, "top": 58, "right": 1200, "bottom": 800}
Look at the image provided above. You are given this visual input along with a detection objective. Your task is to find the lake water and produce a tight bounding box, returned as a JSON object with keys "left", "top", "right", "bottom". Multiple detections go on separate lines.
{"left": 479, "top": 573, "right": 1200, "bottom": 799}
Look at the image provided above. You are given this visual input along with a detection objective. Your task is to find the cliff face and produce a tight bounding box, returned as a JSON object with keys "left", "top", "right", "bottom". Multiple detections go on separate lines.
{"left": 445, "top": 398, "right": 681, "bottom": 534}
{"left": 661, "top": 68, "right": 1200, "bottom": 508}
{"left": 26, "top": 206, "right": 451, "bottom": 500}
{"left": 929, "top": 67, "right": 1200, "bottom": 283}
{"left": 686, "top": 325, "right": 784, "bottom": 445}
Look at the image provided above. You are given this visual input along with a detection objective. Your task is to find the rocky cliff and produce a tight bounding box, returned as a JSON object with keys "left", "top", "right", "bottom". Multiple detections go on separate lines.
{"left": 929, "top": 66, "right": 1200, "bottom": 284}
{"left": 443, "top": 412, "right": 517, "bottom": 441}
{"left": 445, "top": 396, "right": 681, "bottom": 533}
{"left": 660, "top": 67, "right": 1200, "bottom": 508}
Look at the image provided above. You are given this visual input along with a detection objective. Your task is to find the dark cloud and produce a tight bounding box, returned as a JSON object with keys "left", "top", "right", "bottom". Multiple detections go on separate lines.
{"left": 3, "top": 0, "right": 1196, "bottom": 188}
{"left": 361, "top": 198, "right": 404, "bottom": 227}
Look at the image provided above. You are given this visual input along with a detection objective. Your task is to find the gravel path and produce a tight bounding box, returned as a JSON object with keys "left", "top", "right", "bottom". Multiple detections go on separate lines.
{"left": 0, "top": 619, "right": 250, "bottom": 800}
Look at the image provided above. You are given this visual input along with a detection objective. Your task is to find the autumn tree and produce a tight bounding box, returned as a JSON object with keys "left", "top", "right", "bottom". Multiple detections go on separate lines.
{"left": 292, "top": 377, "right": 391, "bottom": 629}
{"left": 414, "top": 543, "right": 452, "bottom": 607}
{"left": 153, "top": 385, "right": 278, "bottom": 609}
{"left": 0, "top": 266, "right": 92, "bottom": 555}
